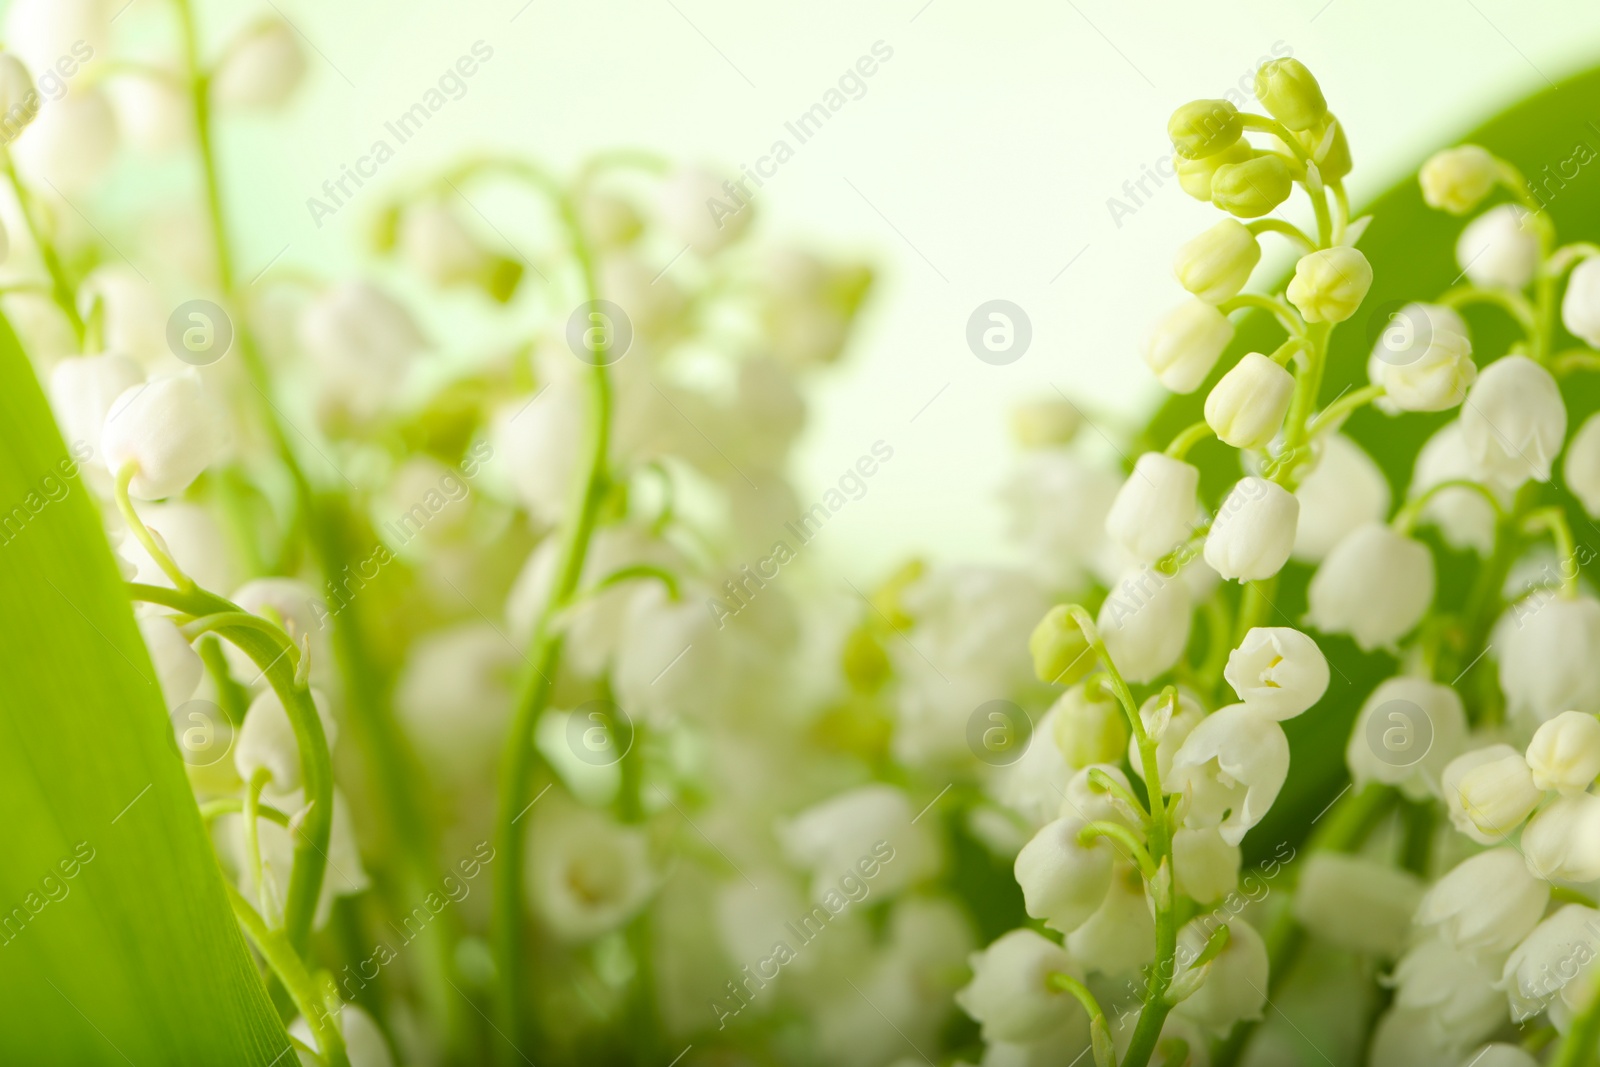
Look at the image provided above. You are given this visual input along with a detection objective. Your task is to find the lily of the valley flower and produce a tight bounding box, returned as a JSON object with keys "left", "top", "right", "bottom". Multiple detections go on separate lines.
{"left": 1105, "top": 452, "right": 1199, "bottom": 561}
{"left": 1367, "top": 303, "right": 1476, "bottom": 413}
{"left": 1142, "top": 298, "right": 1235, "bottom": 394}
{"left": 1224, "top": 626, "right": 1329, "bottom": 720}
{"left": 1561, "top": 257, "right": 1600, "bottom": 347}
{"left": 101, "top": 374, "right": 227, "bottom": 500}
{"left": 1292, "top": 852, "right": 1423, "bottom": 958}
{"left": 235, "top": 687, "right": 336, "bottom": 794}
{"left": 1460, "top": 355, "right": 1566, "bottom": 489}
{"left": 1499, "top": 594, "right": 1600, "bottom": 725}
{"left": 1416, "top": 848, "right": 1549, "bottom": 954}
{"left": 1204, "top": 352, "right": 1294, "bottom": 450}
{"left": 1345, "top": 676, "right": 1466, "bottom": 799}
{"left": 1203, "top": 476, "right": 1299, "bottom": 582}
{"left": 1306, "top": 522, "right": 1435, "bottom": 650}
{"left": 954, "top": 929, "right": 1083, "bottom": 1044}
{"left": 1565, "top": 412, "right": 1600, "bottom": 517}
{"left": 137, "top": 616, "right": 201, "bottom": 708}
{"left": 1456, "top": 204, "right": 1539, "bottom": 290}
{"left": 1174, "top": 219, "right": 1261, "bottom": 303}
{"left": 1013, "top": 816, "right": 1114, "bottom": 935}
{"left": 1442, "top": 744, "right": 1541, "bottom": 844}
{"left": 1096, "top": 566, "right": 1192, "bottom": 685}
{"left": 1170, "top": 703, "right": 1289, "bottom": 845}
{"left": 1419, "top": 145, "right": 1500, "bottom": 215}
{"left": 1500, "top": 905, "right": 1600, "bottom": 1021}
{"left": 1171, "top": 916, "right": 1268, "bottom": 1036}
{"left": 49, "top": 352, "right": 144, "bottom": 464}
{"left": 1521, "top": 794, "right": 1600, "bottom": 883}
{"left": 1526, "top": 711, "right": 1600, "bottom": 795}
{"left": 1292, "top": 434, "right": 1391, "bottom": 562}
{"left": 211, "top": 20, "right": 306, "bottom": 109}
{"left": 1286, "top": 246, "right": 1372, "bottom": 323}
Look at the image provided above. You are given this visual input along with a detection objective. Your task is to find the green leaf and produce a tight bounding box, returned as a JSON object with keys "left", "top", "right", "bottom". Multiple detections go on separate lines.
{"left": 0, "top": 314, "right": 290, "bottom": 1062}
{"left": 1143, "top": 65, "right": 1600, "bottom": 863}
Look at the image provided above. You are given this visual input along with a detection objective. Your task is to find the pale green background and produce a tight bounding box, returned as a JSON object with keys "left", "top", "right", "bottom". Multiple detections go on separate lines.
{"left": 22, "top": 0, "right": 1600, "bottom": 578}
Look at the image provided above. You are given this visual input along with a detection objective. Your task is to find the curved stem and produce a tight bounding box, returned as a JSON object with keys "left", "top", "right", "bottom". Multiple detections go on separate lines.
{"left": 1523, "top": 506, "right": 1581, "bottom": 598}
{"left": 1393, "top": 478, "right": 1506, "bottom": 534}
{"left": 1, "top": 151, "right": 84, "bottom": 343}
{"left": 1046, "top": 971, "right": 1111, "bottom": 1040}
{"left": 244, "top": 766, "right": 272, "bottom": 916}
{"left": 1554, "top": 349, "right": 1600, "bottom": 377}
{"left": 1306, "top": 383, "right": 1383, "bottom": 439}
{"left": 1087, "top": 766, "right": 1151, "bottom": 822}
{"left": 1220, "top": 293, "right": 1307, "bottom": 339}
{"left": 1438, "top": 284, "right": 1537, "bottom": 336}
{"left": 1080, "top": 821, "right": 1156, "bottom": 878}
{"left": 115, "top": 465, "right": 194, "bottom": 591}
{"left": 201, "top": 796, "right": 291, "bottom": 828}
{"left": 222, "top": 880, "right": 351, "bottom": 1067}
{"left": 1247, "top": 218, "right": 1316, "bottom": 253}
{"left": 1164, "top": 420, "right": 1214, "bottom": 460}
{"left": 491, "top": 178, "right": 616, "bottom": 1056}
{"left": 587, "top": 563, "right": 680, "bottom": 602}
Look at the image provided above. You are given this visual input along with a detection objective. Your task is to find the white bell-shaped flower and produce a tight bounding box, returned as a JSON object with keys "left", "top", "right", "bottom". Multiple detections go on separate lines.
{"left": 14, "top": 86, "right": 118, "bottom": 194}
{"left": 211, "top": 20, "right": 306, "bottom": 109}
{"left": 1014, "top": 817, "right": 1113, "bottom": 935}
{"left": 137, "top": 616, "right": 201, "bottom": 708}
{"left": 1522, "top": 793, "right": 1600, "bottom": 883}
{"left": 0, "top": 53, "right": 37, "bottom": 139}
{"left": 398, "top": 201, "right": 499, "bottom": 289}
{"left": 1409, "top": 421, "right": 1505, "bottom": 555}
{"left": 1224, "top": 626, "right": 1329, "bottom": 720}
{"left": 1367, "top": 1007, "right": 1467, "bottom": 1067}
{"left": 526, "top": 801, "right": 656, "bottom": 943}
{"left": 657, "top": 166, "right": 751, "bottom": 255}
{"left": 1456, "top": 204, "right": 1539, "bottom": 290}
{"left": 1142, "top": 298, "right": 1234, "bottom": 394}
{"left": 1127, "top": 690, "right": 1205, "bottom": 792}
{"left": 1170, "top": 703, "right": 1289, "bottom": 845}
{"left": 1292, "top": 853, "right": 1423, "bottom": 958}
{"left": 1305, "top": 522, "right": 1434, "bottom": 651}
{"left": 1562, "top": 257, "right": 1600, "bottom": 347}
{"left": 289, "top": 1004, "right": 394, "bottom": 1067}
{"left": 5, "top": 0, "right": 110, "bottom": 76}
{"left": 1174, "top": 218, "right": 1260, "bottom": 303}
{"left": 1171, "top": 916, "right": 1267, "bottom": 1036}
{"left": 1565, "top": 411, "right": 1600, "bottom": 518}
{"left": 1345, "top": 676, "right": 1466, "bottom": 800}
{"left": 1204, "top": 352, "right": 1294, "bottom": 450}
{"left": 1367, "top": 303, "right": 1476, "bottom": 413}
{"left": 1203, "top": 476, "right": 1298, "bottom": 582}
{"left": 1292, "top": 434, "right": 1390, "bottom": 562}
{"left": 778, "top": 784, "right": 941, "bottom": 902}
{"left": 1171, "top": 826, "right": 1240, "bottom": 905}
{"left": 1058, "top": 763, "right": 1143, "bottom": 833}
{"left": 1416, "top": 848, "right": 1549, "bottom": 954}
{"left": 1442, "top": 744, "right": 1540, "bottom": 844}
{"left": 394, "top": 623, "right": 518, "bottom": 782}
{"left": 298, "top": 282, "right": 427, "bottom": 418}
{"left": 1460, "top": 355, "right": 1566, "bottom": 489}
{"left": 1104, "top": 452, "right": 1199, "bottom": 561}
{"left": 234, "top": 686, "right": 336, "bottom": 794}
{"left": 1499, "top": 594, "right": 1600, "bottom": 725}
{"left": 100, "top": 375, "right": 227, "bottom": 499}
{"left": 1096, "top": 565, "right": 1192, "bottom": 684}
{"left": 954, "top": 928, "right": 1082, "bottom": 1044}
{"left": 1066, "top": 864, "right": 1155, "bottom": 979}
{"left": 1387, "top": 938, "right": 1506, "bottom": 1048}
{"left": 48, "top": 353, "right": 144, "bottom": 465}
{"left": 1501, "top": 904, "right": 1600, "bottom": 1021}
{"left": 106, "top": 74, "right": 191, "bottom": 154}
{"left": 1526, "top": 710, "right": 1600, "bottom": 795}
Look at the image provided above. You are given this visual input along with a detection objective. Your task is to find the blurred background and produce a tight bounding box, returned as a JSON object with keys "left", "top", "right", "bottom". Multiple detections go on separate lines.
{"left": 27, "top": 0, "right": 1600, "bottom": 576}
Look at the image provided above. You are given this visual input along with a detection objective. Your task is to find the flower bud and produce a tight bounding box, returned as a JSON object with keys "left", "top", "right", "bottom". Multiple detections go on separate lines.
{"left": 1097, "top": 567, "right": 1192, "bottom": 684}
{"left": 1030, "top": 605, "right": 1093, "bottom": 686}
{"left": 1050, "top": 683, "right": 1129, "bottom": 769}
{"left": 1562, "top": 257, "right": 1600, "bottom": 347}
{"left": 1174, "top": 219, "right": 1261, "bottom": 304}
{"left": 955, "top": 929, "right": 1081, "bottom": 1044}
{"left": 1104, "top": 453, "right": 1199, "bottom": 561}
{"left": 1171, "top": 917, "right": 1267, "bottom": 1036}
{"left": 1142, "top": 298, "right": 1234, "bottom": 394}
{"left": 1203, "top": 476, "right": 1299, "bottom": 583}
{"left": 48, "top": 353, "right": 144, "bottom": 465}
{"left": 211, "top": 20, "right": 306, "bottom": 109}
{"left": 1059, "top": 763, "right": 1142, "bottom": 832}
{"left": 1420, "top": 145, "right": 1500, "bottom": 214}
{"left": 1367, "top": 302, "right": 1476, "bottom": 413}
{"left": 1416, "top": 848, "right": 1548, "bottom": 954}
{"left": 235, "top": 687, "right": 336, "bottom": 794}
{"left": 1408, "top": 422, "right": 1503, "bottom": 555}
{"left": 1253, "top": 58, "right": 1326, "bottom": 131}
{"left": 1168, "top": 99, "right": 1242, "bottom": 159}
{"left": 1204, "top": 352, "right": 1294, "bottom": 450}
{"left": 1011, "top": 398, "right": 1080, "bottom": 447}
{"left": 1500, "top": 594, "right": 1600, "bottom": 727}
{"left": 1014, "top": 817, "right": 1113, "bottom": 934}
{"left": 1345, "top": 676, "right": 1466, "bottom": 799}
{"left": 1126, "top": 690, "right": 1204, "bottom": 793}
{"left": 1460, "top": 355, "right": 1565, "bottom": 489}
{"left": 1171, "top": 826, "right": 1239, "bottom": 904}
{"left": 1210, "top": 155, "right": 1293, "bottom": 218}
{"left": 1286, "top": 246, "right": 1373, "bottom": 323}
{"left": 1293, "top": 434, "right": 1390, "bottom": 562}
{"left": 1526, "top": 710, "right": 1600, "bottom": 795}
{"left": 0, "top": 53, "right": 39, "bottom": 136}
{"left": 1567, "top": 412, "right": 1600, "bottom": 517}
{"left": 13, "top": 86, "right": 118, "bottom": 195}
{"left": 1293, "top": 853, "right": 1422, "bottom": 958}
{"left": 1501, "top": 905, "right": 1600, "bottom": 1021}
{"left": 101, "top": 375, "right": 227, "bottom": 499}
{"left": 1224, "top": 627, "right": 1328, "bottom": 720}
{"left": 1175, "top": 140, "right": 1253, "bottom": 201}
{"left": 1306, "top": 523, "right": 1434, "bottom": 651}
{"left": 137, "top": 616, "right": 201, "bottom": 708}
{"left": 1303, "top": 117, "right": 1352, "bottom": 181}
{"left": 1170, "top": 704, "right": 1289, "bottom": 845}
{"left": 1522, "top": 793, "right": 1600, "bottom": 882}
{"left": 1457, "top": 204, "right": 1538, "bottom": 290}
{"left": 1442, "top": 744, "right": 1540, "bottom": 844}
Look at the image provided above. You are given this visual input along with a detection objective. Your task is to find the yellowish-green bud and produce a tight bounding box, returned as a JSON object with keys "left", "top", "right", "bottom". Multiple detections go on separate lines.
{"left": 1174, "top": 219, "right": 1262, "bottom": 304}
{"left": 1176, "top": 141, "right": 1254, "bottom": 202}
{"left": 1052, "top": 683, "right": 1129, "bottom": 768}
{"left": 841, "top": 626, "right": 890, "bottom": 693}
{"left": 1254, "top": 59, "right": 1327, "bottom": 132}
{"left": 1168, "top": 99, "right": 1243, "bottom": 160}
{"left": 1420, "top": 144, "right": 1500, "bottom": 215}
{"left": 1303, "top": 117, "right": 1352, "bottom": 181}
{"left": 1011, "top": 399, "right": 1080, "bottom": 448}
{"left": 1286, "top": 246, "right": 1373, "bottom": 323}
{"left": 1210, "top": 155, "right": 1293, "bottom": 218}
{"left": 1031, "top": 605, "right": 1094, "bottom": 686}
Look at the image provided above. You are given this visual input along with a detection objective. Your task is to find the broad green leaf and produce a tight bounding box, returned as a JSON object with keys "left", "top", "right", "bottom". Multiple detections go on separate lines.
{"left": 0, "top": 313, "right": 290, "bottom": 1062}
{"left": 1143, "top": 66, "right": 1600, "bottom": 862}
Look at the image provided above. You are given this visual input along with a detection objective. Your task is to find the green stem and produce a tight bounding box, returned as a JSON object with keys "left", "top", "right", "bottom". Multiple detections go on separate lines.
{"left": 201, "top": 796, "right": 291, "bottom": 828}
{"left": 1274, "top": 321, "right": 1332, "bottom": 487}
{"left": 1305, "top": 383, "right": 1384, "bottom": 439}
{"left": 1, "top": 152, "right": 84, "bottom": 343}
{"left": 114, "top": 465, "right": 194, "bottom": 591}
{"left": 1247, "top": 218, "right": 1316, "bottom": 253}
{"left": 587, "top": 563, "right": 680, "bottom": 602}
{"left": 1220, "top": 293, "right": 1307, "bottom": 339}
{"left": 222, "top": 880, "right": 351, "bottom": 1067}
{"left": 1554, "top": 350, "right": 1600, "bottom": 377}
{"left": 1164, "top": 420, "right": 1214, "bottom": 460}
{"left": 1045, "top": 970, "right": 1110, "bottom": 1037}
{"left": 1523, "top": 506, "right": 1581, "bottom": 598}
{"left": 1080, "top": 821, "right": 1156, "bottom": 878}
{"left": 245, "top": 766, "right": 272, "bottom": 915}
{"left": 1438, "top": 284, "right": 1537, "bottom": 336}
{"left": 1393, "top": 478, "right": 1506, "bottom": 534}
{"left": 491, "top": 176, "right": 615, "bottom": 1058}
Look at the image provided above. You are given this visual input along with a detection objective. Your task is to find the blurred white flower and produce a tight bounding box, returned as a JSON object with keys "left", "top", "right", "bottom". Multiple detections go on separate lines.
{"left": 234, "top": 686, "right": 335, "bottom": 795}
{"left": 289, "top": 1003, "right": 393, "bottom": 1067}
{"left": 954, "top": 929, "right": 1081, "bottom": 1045}
{"left": 101, "top": 374, "right": 227, "bottom": 499}
{"left": 298, "top": 282, "right": 428, "bottom": 418}
{"left": 1499, "top": 594, "right": 1600, "bottom": 726}
{"left": 1104, "top": 452, "right": 1198, "bottom": 562}
{"left": 526, "top": 802, "right": 655, "bottom": 942}
{"left": 1096, "top": 565, "right": 1191, "bottom": 684}
{"left": 14, "top": 86, "right": 118, "bottom": 194}
{"left": 1306, "top": 523, "right": 1434, "bottom": 651}
{"left": 1345, "top": 676, "right": 1466, "bottom": 800}
{"left": 1460, "top": 355, "right": 1566, "bottom": 490}
{"left": 1292, "top": 434, "right": 1390, "bottom": 562}
{"left": 394, "top": 623, "right": 519, "bottom": 782}
{"left": 1523, "top": 793, "right": 1600, "bottom": 882}
{"left": 1171, "top": 826, "right": 1239, "bottom": 905}
{"left": 1416, "top": 848, "right": 1549, "bottom": 954}
{"left": 1561, "top": 257, "right": 1600, "bottom": 347}
{"left": 48, "top": 352, "right": 143, "bottom": 465}
{"left": 1419, "top": 145, "right": 1498, "bottom": 215}
{"left": 657, "top": 166, "right": 750, "bottom": 255}
{"left": 1387, "top": 937, "right": 1506, "bottom": 1049}
{"left": 1442, "top": 744, "right": 1540, "bottom": 844}
{"left": 1409, "top": 421, "right": 1505, "bottom": 555}
{"left": 1065, "top": 864, "right": 1154, "bottom": 979}
{"left": 212, "top": 20, "right": 306, "bottom": 109}
{"left": 1456, "top": 204, "right": 1538, "bottom": 290}
{"left": 137, "top": 615, "right": 201, "bottom": 708}
{"left": 1292, "top": 852, "right": 1422, "bottom": 957}
{"left": 1368, "top": 303, "right": 1476, "bottom": 414}
{"left": 778, "top": 784, "right": 940, "bottom": 901}
{"left": 1142, "top": 298, "right": 1234, "bottom": 394}
{"left": 1500, "top": 904, "right": 1600, "bottom": 1021}
{"left": 1171, "top": 915, "right": 1267, "bottom": 1035}
{"left": 1566, "top": 411, "right": 1600, "bottom": 522}
{"left": 1526, "top": 710, "right": 1600, "bottom": 795}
